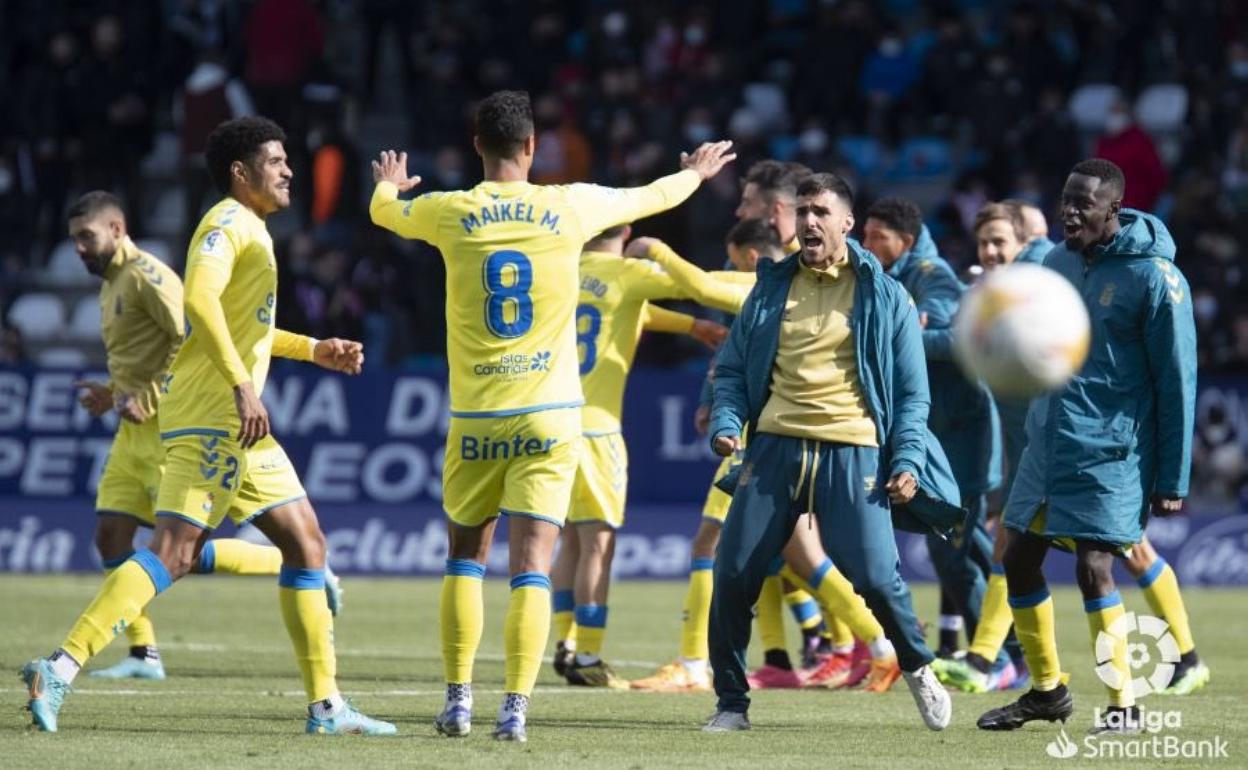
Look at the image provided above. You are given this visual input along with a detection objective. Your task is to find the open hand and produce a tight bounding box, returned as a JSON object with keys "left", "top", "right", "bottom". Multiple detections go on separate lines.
{"left": 114, "top": 392, "right": 149, "bottom": 424}
{"left": 74, "top": 380, "right": 113, "bottom": 417}
{"left": 314, "top": 338, "right": 364, "bottom": 375}
{"left": 680, "top": 140, "right": 737, "bottom": 181}
{"left": 372, "top": 150, "right": 422, "bottom": 192}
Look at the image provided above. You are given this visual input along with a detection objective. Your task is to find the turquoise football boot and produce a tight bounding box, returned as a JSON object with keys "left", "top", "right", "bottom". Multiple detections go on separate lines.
{"left": 21, "top": 659, "right": 72, "bottom": 732}
{"left": 89, "top": 656, "right": 167, "bottom": 680}
{"left": 305, "top": 702, "right": 397, "bottom": 735}
{"left": 323, "top": 562, "right": 344, "bottom": 616}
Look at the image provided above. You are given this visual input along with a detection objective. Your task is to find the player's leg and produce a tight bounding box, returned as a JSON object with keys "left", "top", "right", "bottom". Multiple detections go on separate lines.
{"left": 706, "top": 433, "right": 804, "bottom": 731}
{"left": 977, "top": 523, "right": 1073, "bottom": 730}
{"left": 937, "top": 589, "right": 962, "bottom": 658}
{"left": 1122, "top": 536, "right": 1208, "bottom": 694}
{"left": 1075, "top": 540, "right": 1139, "bottom": 733}
{"left": 549, "top": 526, "right": 579, "bottom": 674}
{"left": 925, "top": 495, "right": 989, "bottom": 649}
{"left": 23, "top": 514, "right": 200, "bottom": 732}
{"left": 564, "top": 522, "right": 626, "bottom": 688}
{"left": 779, "top": 573, "right": 827, "bottom": 669}
{"left": 812, "top": 443, "right": 948, "bottom": 730}
{"left": 748, "top": 563, "right": 802, "bottom": 688}
{"left": 89, "top": 513, "right": 166, "bottom": 680}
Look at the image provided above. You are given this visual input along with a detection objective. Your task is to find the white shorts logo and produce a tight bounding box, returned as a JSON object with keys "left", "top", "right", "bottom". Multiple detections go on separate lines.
{"left": 1094, "top": 611, "right": 1180, "bottom": 697}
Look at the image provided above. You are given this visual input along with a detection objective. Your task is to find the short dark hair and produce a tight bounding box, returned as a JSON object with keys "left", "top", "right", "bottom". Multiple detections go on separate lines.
{"left": 66, "top": 190, "right": 124, "bottom": 222}
{"left": 1070, "top": 158, "right": 1125, "bottom": 199}
{"left": 866, "top": 196, "right": 922, "bottom": 239}
{"left": 726, "top": 217, "right": 783, "bottom": 255}
{"left": 585, "top": 224, "right": 628, "bottom": 248}
{"left": 475, "top": 90, "right": 534, "bottom": 158}
{"left": 974, "top": 202, "right": 1025, "bottom": 242}
{"left": 796, "top": 172, "right": 855, "bottom": 208}
{"left": 205, "top": 116, "right": 287, "bottom": 194}
{"left": 744, "top": 160, "right": 810, "bottom": 204}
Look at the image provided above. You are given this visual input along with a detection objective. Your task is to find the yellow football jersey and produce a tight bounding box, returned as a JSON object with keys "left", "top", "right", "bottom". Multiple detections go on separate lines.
{"left": 370, "top": 170, "right": 701, "bottom": 417}
{"left": 159, "top": 198, "right": 281, "bottom": 436}
{"left": 577, "top": 251, "right": 690, "bottom": 433}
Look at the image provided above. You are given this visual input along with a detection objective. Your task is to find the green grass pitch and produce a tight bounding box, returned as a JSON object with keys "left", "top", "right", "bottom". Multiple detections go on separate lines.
{"left": 1, "top": 576, "right": 1244, "bottom": 768}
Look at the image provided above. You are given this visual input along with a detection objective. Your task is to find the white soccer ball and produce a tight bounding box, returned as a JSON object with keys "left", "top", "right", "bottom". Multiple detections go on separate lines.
{"left": 953, "top": 263, "right": 1090, "bottom": 399}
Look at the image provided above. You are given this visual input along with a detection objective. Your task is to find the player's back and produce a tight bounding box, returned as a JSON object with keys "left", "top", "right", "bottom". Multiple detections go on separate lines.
{"left": 160, "top": 198, "right": 277, "bottom": 434}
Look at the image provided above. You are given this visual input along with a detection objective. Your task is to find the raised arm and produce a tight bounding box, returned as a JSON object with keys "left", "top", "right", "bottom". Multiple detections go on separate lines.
{"left": 369, "top": 150, "right": 440, "bottom": 242}
{"left": 628, "top": 238, "right": 752, "bottom": 314}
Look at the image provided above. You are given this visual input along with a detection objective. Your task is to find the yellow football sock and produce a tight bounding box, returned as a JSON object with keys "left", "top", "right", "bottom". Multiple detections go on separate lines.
{"left": 102, "top": 555, "right": 159, "bottom": 649}
{"left": 756, "top": 575, "right": 787, "bottom": 653}
{"left": 787, "top": 561, "right": 885, "bottom": 645}
{"left": 199, "top": 538, "right": 283, "bottom": 576}
{"left": 552, "top": 589, "right": 576, "bottom": 644}
{"left": 969, "top": 567, "right": 1013, "bottom": 662}
{"left": 574, "top": 605, "right": 608, "bottom": 657}
{"left": 504, "top": 573, "right": 551, "bottom": 696}
{"left": 1009, "top": 587, "right": 1065, "bottom": 692}
{"left": 826, "top": 614, "right": 853, "bottom": 650}
{"left": 62, "top": 551, "right": 171, "bottom": 664}
{"left": 278, "top": 567, "right": 337, "bottom": 703}
{"left": 1137, "top": 557, "right": 1194, "bottom": 654}
{"left": 680, "top": 558, "right": 714, "bottom": 660}
{"left": 441, "top": 560, "right": 485, "bottom": 684}
{"left": 1085, "top": 591, "right": 1134, "bottom": 707}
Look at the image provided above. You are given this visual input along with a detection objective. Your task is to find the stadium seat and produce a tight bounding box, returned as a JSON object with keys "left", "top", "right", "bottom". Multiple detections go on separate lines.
{"left": 36, "top": 346, "right": 88, "bottom": 368}
{"left": 836, "top": 136, "right": 886, "bottom": 179}
{"left": 45, "top": 240, "right": 93, "bottom": 286}
{"left": 69, "top": 296, "right": 102, "bottom": 341}
{"left": 7, "top": 293, "right": 66, "bottom": 341}
{"left": 1135, "top": 84, "right": 1188, "bottom": 133}
{"left": 1068, "top": 83, "right": 1123, "bottom": 132}
{"left": 136, "top": 238, "right": 173, "bottom": 265}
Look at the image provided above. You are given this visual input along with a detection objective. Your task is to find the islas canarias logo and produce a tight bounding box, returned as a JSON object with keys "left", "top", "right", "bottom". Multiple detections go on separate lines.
{"left": 1094, "top": 612, "right": 1180, "bottom": 697}
{"left": 1046, "top": 729, "right": 1079, "bottom": 759}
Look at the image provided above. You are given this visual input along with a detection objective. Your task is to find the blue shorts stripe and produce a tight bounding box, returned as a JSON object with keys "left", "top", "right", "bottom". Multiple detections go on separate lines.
{"left": 239, "top": 494, "right": 308, "bottom": 526}
{"left": 450, "top": 400, "right": 583, "bottom": 419}
{"left": 500, "top": 508, "right": 564, "bottom": 528}
{"left": 990, "top": 562, "right": 1006, "bottom": 576}
{"left": 131, "top": 549, "right": 173, "bottom": 594}
{"left": 1008, "top": 587, "right": 1051, "bottom": 609}
{"left": 811, "top": 559, "right": 834, "bottom": 590}
{"left": 582, "top": 429, "right": 621, "bottom": 438}
{"left": 195, "top": 541, "right": 217, "bottom": 574}
{"left": 279, "top": 566, "right": 325, "bottom": 590}
{"left": 1136, "top": 558, "right": 1166, "bottom": 589}
{"left": 445, "top": 558, "right": 486, "bottom": 579}
{"left": 96, "top": 509, "right": 154, "bottom": 529}
{"left": 574, "top": 604, "right": 608, "bottom": 628}
{"left": 155, "top": 511, "right": 214, "bottom": 531}
{"left": 160, "top": 427, "right": 230, "bottom": 440}
{"left": 1084, "top": 590, "right": 1123, "bottom": 613}
{"left": 510, "top": 572, "right": 551, "bottom": 591}
{"left": 690, "top": 557, "right": 715, "bottom": 572}
{"left": 101, "top": 552, "right": 134, "bottom": 570}
{"left": 552, "top": 589, "right": 575, "bottom": 613}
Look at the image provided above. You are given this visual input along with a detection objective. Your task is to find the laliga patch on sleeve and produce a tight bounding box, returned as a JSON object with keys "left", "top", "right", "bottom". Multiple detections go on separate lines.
{"left": 202, "top": 229, "right": 225, "bottom": 255}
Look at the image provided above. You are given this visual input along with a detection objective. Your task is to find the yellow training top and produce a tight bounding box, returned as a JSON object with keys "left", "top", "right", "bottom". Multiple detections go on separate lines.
{"left": 370, "top": 170, "right": 701, "bottom": 417}
{"left": 160, "top": 197, "right": 314, "bottom": 437}
{"left": 757, "top": 258, "right": 877, "bottom": 446}
{"left": 98, "top": 236, "right": 184, "bottom": 418}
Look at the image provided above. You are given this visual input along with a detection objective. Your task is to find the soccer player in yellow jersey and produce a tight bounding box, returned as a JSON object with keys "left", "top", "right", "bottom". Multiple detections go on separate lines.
{"left": 548, "top": 223, "right": 727, "bottom": 689}
{"left": 21, "top": 118, "right": 394, "bottom": 736}
{"left": 64, "top": 191, "right": 339, "bottom": 683}
{"left": 369, "top": 90, "right": 735, "bottom": 742}
{"left": 628, "top": 222, "right": 901, "bottom": 694}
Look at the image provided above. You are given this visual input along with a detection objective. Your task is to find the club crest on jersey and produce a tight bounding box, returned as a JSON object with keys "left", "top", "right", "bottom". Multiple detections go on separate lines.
{"left": 1099, "top": 284, "right": 1116, "bottom": 307}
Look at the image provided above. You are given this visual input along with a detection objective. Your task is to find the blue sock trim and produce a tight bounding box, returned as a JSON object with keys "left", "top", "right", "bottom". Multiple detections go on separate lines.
{"left": 444, "top": 558, "right": 486, "bottom": 579}
{"left": 279, "top": 566, "right": 325, "bottom": 590}
{"left": 1008, "top": 587, "right": 1051, "bottom": 609}
{"left": 811, "top": 559, "right": 834, "bottom": 590}
{"left": 990, "top": 562, "right": 1006, "bottom": 576}
{"left": 552, "top": 589, "right": 575, "bottom": 613}
{"left": 690, "top": 557, "right": 715, "bottom": 572}
{"left": 1136, "top": 558, "right": 1166, "bottom": 589}
{"left": 102, "top": 551, "right": 134, "bottom": 570}
{"left": 130, "top": 549, "right": 173, "bottom": 594}
{"left": 510, "top": 572, "right": 551, "bottom": 591}
{"left": 196, "top": 541, "right": 217, "bottom": 574}
{"left": 790, "top": 599, "right": 820, "bottom": 624}
{"left": 574, "top": 604, "right": 608, "bottom": 628}
{"left": 1083, "top": 590, "right": 1123, "bottom": 613}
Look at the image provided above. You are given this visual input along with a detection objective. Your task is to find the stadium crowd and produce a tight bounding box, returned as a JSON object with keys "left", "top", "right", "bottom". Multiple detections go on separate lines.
{"left": 1, "top": 0, "right": 1247, "bottom": 371}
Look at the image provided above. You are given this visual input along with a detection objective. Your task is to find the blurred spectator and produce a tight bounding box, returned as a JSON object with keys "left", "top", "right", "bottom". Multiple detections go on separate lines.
{"left": 531, "top": 93, "right": 593, "bottom": 184}
{"left": 1093, "top": 99, "right": 1168, "bottom": 212}
{"left": 243, "top": 0, "right": 325, "bottom": 130}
